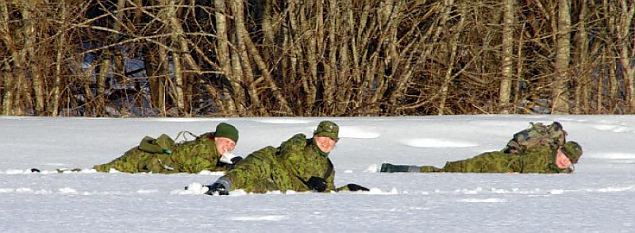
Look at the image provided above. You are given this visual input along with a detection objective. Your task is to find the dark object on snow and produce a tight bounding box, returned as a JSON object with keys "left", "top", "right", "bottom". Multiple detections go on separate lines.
{"left": 205, "top": 177, "right": 231, "bottom": 195}
{"left": 345, "top": 184, "right": 369, "bottom": 192}
{"left": 30, "top": 168, "right": 41, "bottom": 173}
{"left": 205, "top": 183, "right": 229, "bottom": 196}
{"left": 380, "top": 163, "right": 420, "bottom": 173}
{"left": 307, "top": 176, "right": 327, "bottom": 192}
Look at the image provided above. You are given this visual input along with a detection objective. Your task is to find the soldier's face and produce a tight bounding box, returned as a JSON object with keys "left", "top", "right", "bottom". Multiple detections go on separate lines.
{"left": 314, "top": 136, "right": 337, "bottom": 153}
{"left": 215, "top": 137, "right": 236, "bottom": 155}
{"left": 555, "top": 149, "right": 572, "bottom": 169}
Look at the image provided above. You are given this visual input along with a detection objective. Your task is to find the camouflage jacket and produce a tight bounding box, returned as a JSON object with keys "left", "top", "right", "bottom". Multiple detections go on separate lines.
{"left": 419, "top": 145, "right": 572, "bottom": 173}
{"left": 93, "top": 132, "right": 227, "bottom": 173}
{"left": 222, "top": 133, "right": 335, "bottom": 193}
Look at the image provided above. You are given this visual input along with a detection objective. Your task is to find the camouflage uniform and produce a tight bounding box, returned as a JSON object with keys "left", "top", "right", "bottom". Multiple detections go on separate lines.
{"left": 415, "top": 141, "right": 582, "bottom": 173}
{"left": 221, "top": 133, "right": 335, "bottom": 193}
{"left": 93, "top": 133, "right": 229, "bottom": 173}
{"left": 93, "top": 123, "right": 240, "bottom": 173}
{"left": 209, "top": 121, "right": 349, "bottom": 194}
{"left": 381, "top": 122, "right": 583, "bottom": 174}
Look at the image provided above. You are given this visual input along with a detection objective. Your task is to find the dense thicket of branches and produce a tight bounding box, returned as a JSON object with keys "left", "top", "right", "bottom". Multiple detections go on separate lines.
{"left": 1, "top": 0, "right": 634, "bottom": 116}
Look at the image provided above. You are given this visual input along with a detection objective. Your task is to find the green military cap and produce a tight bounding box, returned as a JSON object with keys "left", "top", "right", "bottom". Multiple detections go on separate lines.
{"left": 314, "top": 120, "right": 339, "bottom": 140}
{"left": 562, "top": 141, "right": 582, "bottom": 163}
{"left": 214, "top": 122, "right": 239, "bottom": 143}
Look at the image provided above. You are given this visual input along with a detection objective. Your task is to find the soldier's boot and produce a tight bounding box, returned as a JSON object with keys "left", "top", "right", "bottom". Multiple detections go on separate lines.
{"left": 418, "top": 166, "right": 442, "bottom": 172}
{"left": 379, "top": 163, "right": 421, "bottom": 173}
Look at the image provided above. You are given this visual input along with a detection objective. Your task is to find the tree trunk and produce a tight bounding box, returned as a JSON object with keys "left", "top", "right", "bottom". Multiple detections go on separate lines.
{"left": 513, "top": 22, "right": 526, "bottom": 113}
{"left": 232, "top": 0, "right": 292, "bottom": 115}
{"left": 96, "top": 52, "right": 110, "bottom": 116}
{"left": 617, "top": 0, "right": 635, "bottom": 113}
{"left": 596, "top": 53, "right": 605, "bottom": 112}
{"left": 145, "top": 44, "right": 167, "bottom": 116}
{"left": 165, "top": 0, "right": 186, "bottom": 115}
{"left": 229, "top": 0, "right": 266, "bottom": 116}
{"left": 214, "top": 0, "right": 240, "bottom": 116}
{"left": 300, "top": 3, "right": 318, "bottom": 115}
{"left": 551, "top": 0, "right": 571, "bottom": 114}
{"left": 499, "top": 0, "right": 515, "bottom": 113}
{"left": 20, "top": 1, "right": 45, "bottom": 115}
{"left": 573, "top": 0, "right": 588, "bottom": 114}
{"left": 322, "top": 0, "right": 336, "bottom": 114}
{"left": 0, "top": 0, "right": 14, "bottom": 115}
{"left": 438, "top": 0, "right": 461, "bottom": 115}
{"left": 51, "top": 0, "right": 67, "bottom": 116}
{"left": 112, "top": 0, "right": 127, "bottom": 84}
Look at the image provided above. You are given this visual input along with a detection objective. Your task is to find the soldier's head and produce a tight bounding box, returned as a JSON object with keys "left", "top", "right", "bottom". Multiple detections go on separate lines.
{"left": 555, "top": 141, "right": 583, "bottom": 170}
{"left": 562, "top": 141, "right": 582, "bottom": 163}
{"left": 313, "top": 121, "right": 339, "bottom": 153}
{"left": 214, "top": 122, "right": 238, "bottom": 155}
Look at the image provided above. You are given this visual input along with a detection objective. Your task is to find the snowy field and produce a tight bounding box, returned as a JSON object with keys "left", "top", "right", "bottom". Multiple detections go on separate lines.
{"left": 1, "top": 115, "right": 634, "bottom": 233}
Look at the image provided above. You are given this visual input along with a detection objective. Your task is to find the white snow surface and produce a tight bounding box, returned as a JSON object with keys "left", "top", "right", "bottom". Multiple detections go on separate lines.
{"left": 1, "top": 115, "right": 635, "bottom": 233}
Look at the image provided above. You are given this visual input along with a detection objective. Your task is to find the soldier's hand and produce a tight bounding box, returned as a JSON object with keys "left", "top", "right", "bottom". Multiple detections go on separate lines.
{"left": 345, "top": 183, "right": 370, "bottom": 192}
{"left": 230, "top": 156, "right": 243, "bottom": 164}
{"left": 307, "top": 176, "right": 327, "bottom": 192}
{"left": 204, "top": 182, "right": 229, "bottom": 196}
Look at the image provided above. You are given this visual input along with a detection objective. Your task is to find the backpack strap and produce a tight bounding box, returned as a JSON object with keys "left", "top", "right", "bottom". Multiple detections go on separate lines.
{"left": 174, "top": 131, "right": 199, "bottom": 142}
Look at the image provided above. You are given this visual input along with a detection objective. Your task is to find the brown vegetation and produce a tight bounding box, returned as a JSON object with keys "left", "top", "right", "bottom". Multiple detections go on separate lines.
{"left": 0, "top": 0, "right": 634, "bottom": 117}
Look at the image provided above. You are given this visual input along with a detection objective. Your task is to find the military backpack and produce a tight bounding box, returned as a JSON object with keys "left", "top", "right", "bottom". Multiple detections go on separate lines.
{"left": 503, "top": 122, "right": 567, "bottom": 154}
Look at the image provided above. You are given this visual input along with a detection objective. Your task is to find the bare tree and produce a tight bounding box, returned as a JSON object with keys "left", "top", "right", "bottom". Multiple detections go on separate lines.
{"left": 617, "top": 0, "right": 635, "bottom": 112}
{"left": 499, "top": 0, "right": 515, "bottom": 113}
{"left": 552, "top": 0, "right": 571, "bottom": 114}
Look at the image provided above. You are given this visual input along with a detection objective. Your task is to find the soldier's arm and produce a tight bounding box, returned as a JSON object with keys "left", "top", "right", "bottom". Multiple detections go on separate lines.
{"left": 519, "top": 147, "right": 561, "bottom": 173}
{"left": 221, "top": 146, "right": 278, "bottom": 193}
{"left": 278, "top": 134, "right": 308, "bottom": 155}
{"left": 170, "top": 140, "right": 220, "bottom": 173}
{"left": 325, "top": 170, "right": 335, "bottom": 191}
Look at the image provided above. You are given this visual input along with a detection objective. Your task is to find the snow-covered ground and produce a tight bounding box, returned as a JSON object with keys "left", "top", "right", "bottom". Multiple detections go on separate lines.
{"left": 1, "top": 115, "right": 634, "bottom": 233}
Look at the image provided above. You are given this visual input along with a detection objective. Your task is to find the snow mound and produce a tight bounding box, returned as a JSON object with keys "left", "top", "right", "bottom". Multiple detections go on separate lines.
{"left": 230, "top": 215, "right": 288, "bottom": 221}
{"left": 400, "top": 138, "right": 478, "bottom": 148}
{"left": 0, "top": 188, "right": 14, "bottom": 193}
{"left": 254, "top": 118, "right": 311, "bottom": 124}
{"left": 338, "top": 126, "right": 380, "bottom": 139}
{"left": 137, "top": 189, "right": 158, "bottom": 194}
{"left": 549, "top": 189, "right": 564, "bottom": 194}
{"left": 3, "top": 169, "right": 32, "bottom": 174}
{"left": 230, "top": 189, "right": 249, "bottom": 195}
{"left": 197, "top": 170, "right": 225, "bottom": 176}
{"left": 592, "top": 124, "right": 631, "bottom": 132}
{"left": 457, "top": 198, "right": 507, "bottom": 203}
{"left": 586, "top": 186, "right": 635, "bottom": 193}
{"left": 365, "top": 164, "right": 378, "bottom": 173}
{"left": 454, "top": 187, "right": 484, "bottom": 194}
{"left": 59, "top": 187, "right": 78, "bottom": 194}
{"left": 363, "top": 187, "right": 399, "bottom": 195}
{"left": 588, "top": 152, "right": 635, "bottom": 160}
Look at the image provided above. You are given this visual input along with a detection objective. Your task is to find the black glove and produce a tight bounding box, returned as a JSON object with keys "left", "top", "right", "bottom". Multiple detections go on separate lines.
{"left": 346, "top": 183, "right": 369, "bottom": 192}
{"left": 230, "top": 156, "right": 243, "bottom": 164}
{"left": 204, "top": 182, "right": 229, "bottom": 196}
{"left": 307, "top": 176, "right": 327, "bottom": 192}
